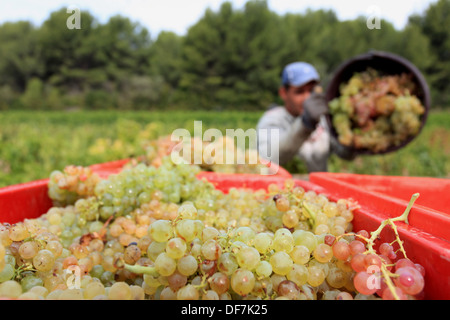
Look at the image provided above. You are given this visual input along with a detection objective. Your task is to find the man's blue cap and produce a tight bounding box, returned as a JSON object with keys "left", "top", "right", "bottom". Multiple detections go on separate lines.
{"left": 281, "top": 62, "right": 320, "bottom": 87}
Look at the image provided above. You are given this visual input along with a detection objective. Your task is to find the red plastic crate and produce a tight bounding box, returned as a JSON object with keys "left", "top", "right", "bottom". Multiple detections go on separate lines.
{"left": 311, "top": 173, "right": 450, "bottom": 214}
{"left": 196, "top": 161, "right": 292, "bottom": 183}
{"left": 0, "top": 160, "right": 131, "bottom": 224}
{"left": 91, "top": 158, "right": 292, "bottom": 179}
{"left": 309, "top": 173, "right": 450, "bottom": 242}
{"left": 0, "top": 179, "right": 52, "bottom": 224}
{"left": 309, "top": 172, "right": 450, "bottom": 300}
{"left": 89, "top": 158, "right": 131, "bottom": 177}
{"left": 202, "top": 173, "right": 450, "bottom": 299}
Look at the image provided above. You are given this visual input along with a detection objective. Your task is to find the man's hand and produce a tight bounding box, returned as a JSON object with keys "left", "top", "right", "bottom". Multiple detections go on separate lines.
{"left": 330, "top": 134, "right": 358, "bottom": 161}
{"left": 302, "top": 86, "right": 329, "bottom": 130}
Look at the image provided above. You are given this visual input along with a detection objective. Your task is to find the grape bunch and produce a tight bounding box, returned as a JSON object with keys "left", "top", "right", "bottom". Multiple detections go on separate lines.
{"left": 49, "top": 158, "right": 219, "bottom": 224}
{"left": 143, "top": 135, "right": 269, "bottom": 174}
{"left": 48, "top": 165, "right": 101, "bottom": 206}
{"left": 0, "top": 162, "right": 425, "bottom": 300}
{"left": 329, "top": 69, "right": 426, "bottom": 153}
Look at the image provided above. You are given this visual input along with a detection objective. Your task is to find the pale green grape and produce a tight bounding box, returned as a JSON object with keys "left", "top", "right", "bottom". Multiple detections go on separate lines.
{"left": 234, "top": 227, "right": 256, "bottom": 245}
{"left": 272, "top": 228, "right": 294, "bottom": 253}
{"left": 252, "top": 232, "right": 272, "bottom": 254}
{"left": 178, "top": 203, "right": 198, "bottom": 220}
{"left": 33, "top": 250, "right": 55, "bottom": 272}
{"left": 175, "top": 219, "right": 199, "bottom": 242}
{"left": 154, "top": 253, "right": 177, "bottom": 277}
{"left": 177, "top": 284, "right": 199, "bottom": 300}
{"left": 200, "top": 239, "right": 222, "bottom": 261}
{"left": 217, "top": 252, "right": 239, "bottom": 276}
{"left": 270, "top": 251, "right": 293, "bottom": 276}
{"left": 148, "top": 220, "right": 173, "bottom": 243}
{"left": 177, "top": 255, "right": 198, "bottom": 276}
{"left": 255, "top": 261, "right": 273, "bottom": 278}
{"left": 0, "top": 264, "right": 14, "bottom": 282}
{"left": 147, "top": 241, "right": 167, "bottom": 261}
{"left": 287, "top": 264, "right": 308, "bottom": 287}
{"left": 166, "top": 237, "right": 187, "bottom": 260}
{"left": 0, "top": 280, "right": 22, "bottom": 298}
{"left": 21, "top": 276, "right": 44, "bottom": 292}
{"left": 231, "top": 269, "right": 255, "bottom": 296}
{"left": 293, "top": 230, "right": 317, "bottom": 251}
{"left": 108, "top": 282, "right": 132, "bottom": 300}
{"left": 290, "top": 245, "right": 310, "bottom": 265}
{"left": 236, "top": 246, "right": 260, "bottom": 270}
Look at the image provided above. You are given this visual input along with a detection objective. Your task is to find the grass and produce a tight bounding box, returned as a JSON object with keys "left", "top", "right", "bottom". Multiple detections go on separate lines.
{"left": 0, "top": 109, "right": 448, "bottom": 188}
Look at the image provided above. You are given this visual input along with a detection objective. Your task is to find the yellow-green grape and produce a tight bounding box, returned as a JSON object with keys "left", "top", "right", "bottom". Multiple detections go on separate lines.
{"left": 313, "top": 243, "right": 334, "bottom": 263}
{"left": 154, "top": 252, "right": 177, "bottom": 277}
{"left": 323, "top": 202, "right": 338, "bottom": 218}
{"left": 287, "top": 264, "right": 309, "bottom": 287}
{"left": 307, "top": 265, "right": 326, "bottom": 287}
{"left": 0, "top": 280, "right": 22, "bottom": 298}
{"left": 143, "top": 274, "right": 160, "bottom": 288}
{"left": 255, "top": 261, "right": 273, "bottom": 278}
{"left": 8, "top": 223, "right": 30, "bottom": 242}
{"left": 282, "top": 210, "right": 299, "bottom": 229}
{"left": 217, "top": 252, "right": 238, "bottom": 276}
{"left": 0, "top": 244, "right": 5, "bottom": 272}
{"left": 233, "top": 227, "right": 256, "bottom": 245}
{"left": 270, "top": 251, "right": 294, "bottom": 276}
{"left": 33, "top": 250, "right": 55, "bottom": 272}
{"left": 177, "top": 203, "right": 198, "bottom": 220}
{"left": 147, "top": 241, "right": 166, "bottom": 261}
{"left": 252, "top": 232, "right": 273, "bottom": 254}
{"left": 231, "top": 269, "right": 255, "bottom": 296}
{"left": 177, "top": 284, "right": 199, "bottom": 300}
{"left": 273, "top": 228, "right": 294, "bottom": 253}
{"left": 290, "top": 245, "right": 310, "bottom": 265}
{"left": 315, "top": 224, "right": 330, "bottom": 235}
{"left": 19, "top": 241, "right": 39, "bottom": 260}
{"left": 175, "top": 219, "right": 199, "bottom": 242}
{"left": 275, "top": 196, "right": 290, "bottom": 212}
{"left": 236, "top": 246, "right": 260, "bottom": 270}
{"left": 201, "top": 239, "right": 222, "bottom": 261}
{"left": 0, "top": 263, "right": 14, "bottom": 282}
{"left": 202, "top": 227, "right": 220, "bottom": 242}
{"left": 148, "top": 220, "right": 173, "bottom": 243}
{"left": 84, "top": 282, "right": 106, "bottom": 300}
{"left": 326, "top": 267, "right": 350, "bottom": 289}
{"left": 166, "top": 237, "right": 187, "bottom": 260}
{"left": 177, "top": 255, "right": 198, "bottom": 276}
{"left": 293, "top": 230, "right": 317, "bottom": 251}
{"left": 108, "top": 282, "right": 132, "bottom": 300}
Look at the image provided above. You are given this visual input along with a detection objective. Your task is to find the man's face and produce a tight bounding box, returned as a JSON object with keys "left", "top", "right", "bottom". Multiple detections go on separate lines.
{"left": 280, "top": 81, "right": 317, "bottom": 117}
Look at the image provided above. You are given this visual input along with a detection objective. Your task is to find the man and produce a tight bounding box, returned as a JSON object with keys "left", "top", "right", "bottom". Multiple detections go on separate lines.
{"left": 257, "top": 62, "right": 354, "bottom": 173}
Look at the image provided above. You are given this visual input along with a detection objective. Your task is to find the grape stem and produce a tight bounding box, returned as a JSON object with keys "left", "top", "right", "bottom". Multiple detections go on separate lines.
{"left": 367, "top": 193, "right": 419, "bottom": 258}
{"left": 300, "top": 200, "right": 316, "bottom": 229}
{"left": 123, "top": 263, "right": 159, "bottom": 277}
{"left": 334, "top": 193, "right": 419, "bottom": 301}
{"left": 366, "top": 193, "right": 419, "bottom": 300}
{"left": 14, "top": 263, "right": 36, "bottom": 280}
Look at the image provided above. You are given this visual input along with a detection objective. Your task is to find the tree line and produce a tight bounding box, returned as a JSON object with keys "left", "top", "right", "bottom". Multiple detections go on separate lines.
{"left": 0, "top": 0, "right": 448, "bottom": 111}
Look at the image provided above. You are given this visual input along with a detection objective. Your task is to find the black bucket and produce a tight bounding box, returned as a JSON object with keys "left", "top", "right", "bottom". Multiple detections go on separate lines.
{"left": 325, "top": 50, "right": 431, "bottom": 155}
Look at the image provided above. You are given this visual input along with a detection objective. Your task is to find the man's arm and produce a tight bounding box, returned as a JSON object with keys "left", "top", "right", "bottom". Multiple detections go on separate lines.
{"left": 329, "top": 134, "right": 358, "bottom": 160}
{"left": 257, "top": 108, "right": 312, "bottom": 166}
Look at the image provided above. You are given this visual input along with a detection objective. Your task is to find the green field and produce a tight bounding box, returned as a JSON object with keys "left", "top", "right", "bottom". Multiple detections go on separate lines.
{"left": 0, "top": 110, "right": 449, "bottom": 188}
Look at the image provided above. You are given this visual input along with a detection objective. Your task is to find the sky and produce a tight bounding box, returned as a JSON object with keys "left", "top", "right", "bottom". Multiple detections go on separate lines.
{"left": 0, "top": 0, "right": 437, "bottom": 36}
